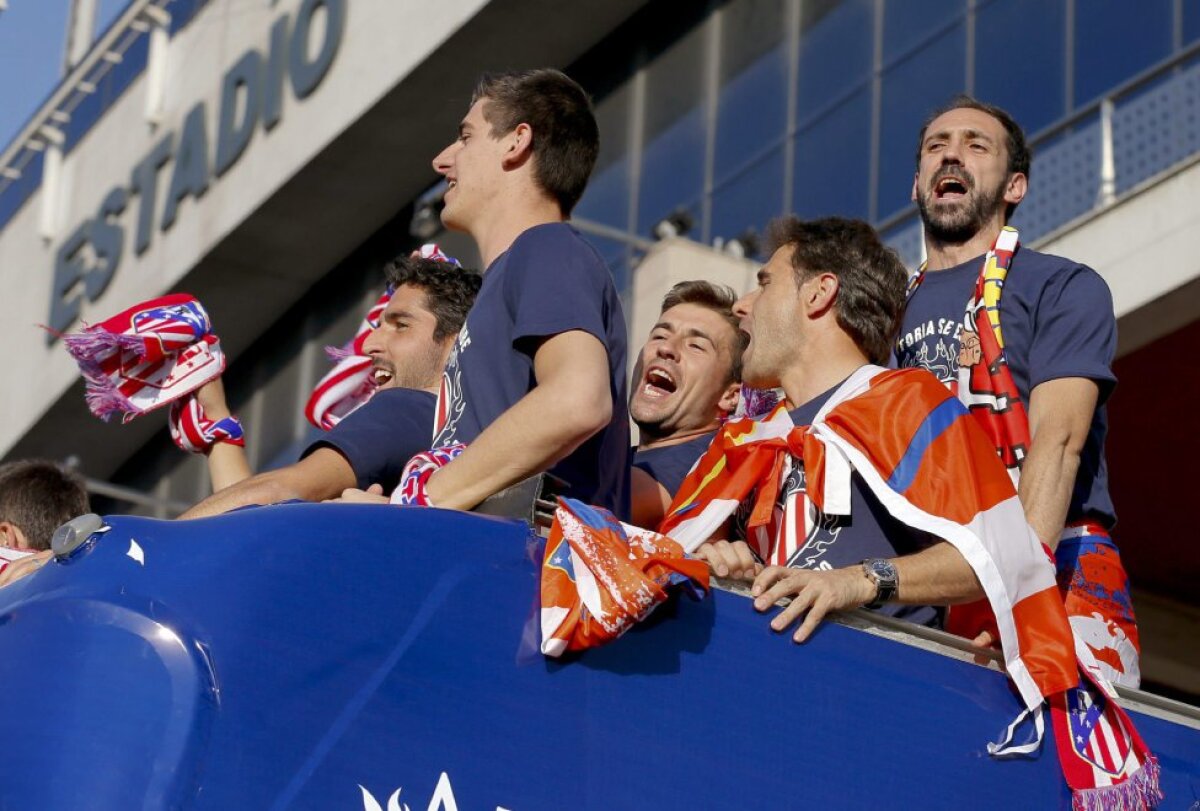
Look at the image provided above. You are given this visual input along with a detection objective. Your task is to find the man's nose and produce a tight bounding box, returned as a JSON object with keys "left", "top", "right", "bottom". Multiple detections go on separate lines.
{"left": 362, "top": 327, "right": 384, "bottom": 356}
{"left": 733, "top": 290, "right": 755, "bottom": 319}
{"left": 655, "top": 337, "right": 680, "bottom": 361}
{"left": 432, "top": 143, "right": 455, "bottom": 175}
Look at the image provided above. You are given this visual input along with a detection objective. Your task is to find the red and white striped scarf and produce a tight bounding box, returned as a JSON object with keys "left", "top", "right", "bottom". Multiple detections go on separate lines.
{"left": 56, "top": 293, "right": 226, "bottom": 423}
{"left": 305, "top": 244, "right": 460, "bottom": 430}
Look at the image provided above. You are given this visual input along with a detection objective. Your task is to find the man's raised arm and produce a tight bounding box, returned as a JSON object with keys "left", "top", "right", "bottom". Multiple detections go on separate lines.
{"left": 424, "top": 330, "right": 612, "bottom": 510}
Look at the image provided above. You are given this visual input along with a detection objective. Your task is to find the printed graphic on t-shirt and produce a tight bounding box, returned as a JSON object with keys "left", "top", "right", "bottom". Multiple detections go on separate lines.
{"left": 895, "top": 316, "right": 964, "bottom": 385}
{"left": 433, "top": 324, "right": 469, "bottom": 445}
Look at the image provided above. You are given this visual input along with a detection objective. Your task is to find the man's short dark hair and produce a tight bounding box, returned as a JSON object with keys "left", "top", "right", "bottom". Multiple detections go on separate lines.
{"left": 472, "top": 69, "right": 599, "bottom": 217}
{"left": 660, "top": 280, "right": 749, "bottom": 384}
{"left": 915, "top": 94, "right": 1031, "bottom": 220}
{"left": 0, "top": 459, "right": 89, "bottom": 551}
{"left": 384, "top": 256, "right": 482, "bottom": 343}
{"left": 765, "top": 216, "right": 907, "bottom": 366}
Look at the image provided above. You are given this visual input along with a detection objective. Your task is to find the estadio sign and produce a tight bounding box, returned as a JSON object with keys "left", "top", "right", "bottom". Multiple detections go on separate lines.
{"left": 47, "top": 0, "right": 346, "bottom": 339}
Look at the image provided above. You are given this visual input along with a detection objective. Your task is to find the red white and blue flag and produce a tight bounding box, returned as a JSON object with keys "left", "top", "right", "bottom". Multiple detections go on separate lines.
{"left": 658, "top": 364, "right": 1160, "bottom": 809}
{"left": 540, "top": 498, "right": 709, "bottom": 657}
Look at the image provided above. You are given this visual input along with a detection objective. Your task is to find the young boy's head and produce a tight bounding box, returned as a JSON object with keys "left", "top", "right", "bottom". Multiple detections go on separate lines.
{"left": 0, "top": 460, "right": 89, "bottom": 551}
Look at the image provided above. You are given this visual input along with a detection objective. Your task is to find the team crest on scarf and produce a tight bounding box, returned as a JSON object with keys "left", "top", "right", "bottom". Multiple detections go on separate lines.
{"left": 55, "top": 293, "right": 226, "bottom": 422}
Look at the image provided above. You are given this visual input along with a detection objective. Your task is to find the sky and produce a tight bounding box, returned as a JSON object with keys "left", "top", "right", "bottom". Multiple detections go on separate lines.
{"left": 0, "top": 0, "right": 130, "bottom": 151}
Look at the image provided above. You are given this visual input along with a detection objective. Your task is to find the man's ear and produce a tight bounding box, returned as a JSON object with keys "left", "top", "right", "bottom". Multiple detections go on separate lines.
{"left": 1004, "top": 171, "right": 1028, "bottom": 209}
{"left": 501, "top": 122, "right": 534, "bottom": 169}
{"left": 911, "top": 171, "right": 920, "bottom": 204}
{"left": 805, "top": 272, "right": 839, "bottom": 318}
{"left": 717, "top": 382, "right": 741, "bottom": 416}
{"left": 0, "top": 521, "right": 30, "bottom": 551}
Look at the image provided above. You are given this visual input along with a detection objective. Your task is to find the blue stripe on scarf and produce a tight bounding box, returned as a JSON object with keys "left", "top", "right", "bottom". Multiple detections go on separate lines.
{"left": 885, "top": 397, "right": 965, "bottom": 493}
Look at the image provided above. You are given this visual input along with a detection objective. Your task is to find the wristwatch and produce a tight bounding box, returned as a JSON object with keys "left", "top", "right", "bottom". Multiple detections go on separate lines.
{"left": 861, "top": 558, "right": 899, "bottom": 609}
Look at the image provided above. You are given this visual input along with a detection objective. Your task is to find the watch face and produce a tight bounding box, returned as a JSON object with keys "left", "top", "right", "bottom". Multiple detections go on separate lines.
{"left": 867, "top": 559, "right": 897, "bottom": 582}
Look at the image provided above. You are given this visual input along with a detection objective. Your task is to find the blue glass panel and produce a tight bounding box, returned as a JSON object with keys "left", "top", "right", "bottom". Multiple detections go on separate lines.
{"left": 1073, "top": 0, "right": 1172, "bottom": 108}
{"left": 878, "top": 22, "right": 966, "bottom": 218}
{"left": 883, "top": 0, "right": 964, "bottom": 62}
{"left": 715, "top": 47, "right": 788, "bottom": 179}
{"left": 637, "top": 26, "right": 707, "bottom": 238}
{"left": 710, "top": 147, "right": 784, "bottom": 252}
{"left": 974, "top": 0, "right": 1066, "bottom": 135}
{"left": 576, "top": 157, "right": 630, "bottom": 229}
{"left": 1188, "top": 2, "right": 1200, "bottom": 45}
{"left": 793, "top": 87, "right": 871, "bottom": 219}
{"left": 577, "top": 84, "right": 632, "bottom": 230}
{"left": 797, "top": 0, "right": 874, "bottom": 116}
{"left": 637, "top": 109, "right": 705, "bottom": 238}
{"left": 0, "top": 151, "right": 45, "bottom": 234}
{"left": 715, "top": 0, "right": 788, "bottom": 179}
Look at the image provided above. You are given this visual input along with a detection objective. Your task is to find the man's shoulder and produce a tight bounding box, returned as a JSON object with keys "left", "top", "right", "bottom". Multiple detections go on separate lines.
{"left": 334, "top": 388, "right": 436, "bottom": 433}
{"left": 510, "top": 222, "right": 606, "bottom": 268}
{"left": 1013, "top": 246, "right": 1100, "bottom": 284}
{"left": 362, "top": 387, "right": 437, "bottom": 411}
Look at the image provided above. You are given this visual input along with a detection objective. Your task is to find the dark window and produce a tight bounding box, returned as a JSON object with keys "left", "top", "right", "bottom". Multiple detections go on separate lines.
{"left": 883, "top": 0, "right": 964, "bottom": 63}
{"left": 793, "top": 87, "right": 871, "bottom": 219}
{"left": 797, "top": 0, "right": 874, "bottom": 114}
{"left": 711, "top": 146, "right": 784, "bottom": 250}
{"left": 974, "top": 0, "right": 1066, "bottom": 136}
{"left": 714, "top": 0, "right": 789, "bottom": 181}
{"left": 1073, "top": 0, "right": 1172, "bottom": 108}
{"left": 576, "top": 84, "right": 633, "bottom": 231}
{"left": 637, "top": 26, "right": 708, "bottom": 238}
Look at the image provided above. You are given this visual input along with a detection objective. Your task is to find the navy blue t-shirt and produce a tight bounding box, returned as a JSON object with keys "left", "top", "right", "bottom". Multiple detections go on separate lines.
{"left": 895, "top": 248, "right": 1117, "bottom": 527}
{"left": 632, "top": 432, "right": 714, "bottom": 499}
{"left": 767, "top": 387, "right": 940, "bottom": 626}
{"left": 431, "top": 223, "right": 631, "bottom": 518}
{"left": 302, "top": 388, "right": 436, "bottom": 492}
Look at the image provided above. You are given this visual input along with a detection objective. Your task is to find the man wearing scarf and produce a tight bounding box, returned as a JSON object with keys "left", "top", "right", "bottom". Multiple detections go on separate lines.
{"left": 897, "top": 96, "right": 1139, "bottom": 690}
{"left": 660, "top": 217, "right": 1160, "bottom": 809}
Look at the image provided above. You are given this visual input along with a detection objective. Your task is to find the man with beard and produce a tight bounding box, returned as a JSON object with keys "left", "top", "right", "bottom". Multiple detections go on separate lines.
{"left": 897, "top": 96, "right": 1140, "bottom": 687}
{"left": 179, "top": 255, "right": 480, "bottom": 518}
{"left": 629, "top": 281, "right": 745, "bottom": 528}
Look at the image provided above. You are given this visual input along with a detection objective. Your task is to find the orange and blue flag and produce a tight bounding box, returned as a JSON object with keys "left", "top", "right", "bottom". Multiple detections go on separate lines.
{"left": 540, "top": 498, "right": 709, "bottom": 658}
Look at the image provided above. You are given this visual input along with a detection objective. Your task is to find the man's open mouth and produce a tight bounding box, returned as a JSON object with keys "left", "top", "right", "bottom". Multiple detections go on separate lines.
{"left": 372, "top": 367, "right": 395, "bottom": 387}
{"left": 934, "top": 175, "right": 970, "bottom": 201}
{"left": 641, "top": 367, "right": 677, "bottom": 398}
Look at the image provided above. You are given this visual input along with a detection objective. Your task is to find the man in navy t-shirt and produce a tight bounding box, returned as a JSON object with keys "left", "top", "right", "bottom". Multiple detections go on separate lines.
{"left": 629, "top": 281, "right": 745, "bottom": 528}
{"left": 418, "top": 70, "right": 631, "bottom": 517}
{"left": 179, "top": 256, "right": 480, "bottom": 518}
{"left": 697, "top": 216, "right": 986, "bottom": 640}
{"left": 900, "top": 96, "right": 1139, "bottom": 685}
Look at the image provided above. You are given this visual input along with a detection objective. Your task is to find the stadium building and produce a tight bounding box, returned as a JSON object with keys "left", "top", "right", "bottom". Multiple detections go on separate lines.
{"left": 0, "top": 0, "right": 1197, "bottom": 697}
